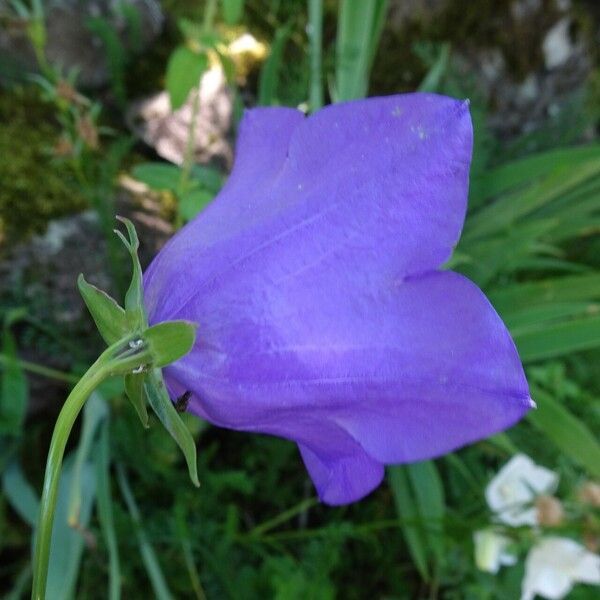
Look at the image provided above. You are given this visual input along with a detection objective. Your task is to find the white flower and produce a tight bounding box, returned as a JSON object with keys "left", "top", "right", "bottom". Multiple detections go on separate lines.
{"left": 486, "top": 454, "right": 558, "bottom": 526}
{"left": 474, "top": 528, "right": 517, "bottom": 574}
{"left": 521, "top": 537, "right": 600, "bottom": 600}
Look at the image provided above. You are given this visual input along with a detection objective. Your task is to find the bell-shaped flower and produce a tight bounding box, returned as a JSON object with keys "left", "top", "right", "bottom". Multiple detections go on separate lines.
{"left": 143, "top": 93, "right": 532, "bottom": 505}
{"left": 521, "top": 537, "right": 600, "bottom": 600}
{"left": 486, "top": 454, "right": 558, "bottom": 526}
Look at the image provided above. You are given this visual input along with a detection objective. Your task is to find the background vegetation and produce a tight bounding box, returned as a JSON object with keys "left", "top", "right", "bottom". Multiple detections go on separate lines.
{"left": 1, "top": 1, "right": 599, "bottom": 598}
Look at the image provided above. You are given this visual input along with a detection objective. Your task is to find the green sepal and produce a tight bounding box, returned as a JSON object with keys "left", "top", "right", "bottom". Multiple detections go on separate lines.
{"left": 77, "top": 274, "right": 128, "bottom": 345}
{"left": 114, "top": 216, "right": 147, "bottom": 332}
{"left": 144, "top": 369, "right": 200, "bottom": 487}
{"left": 144, "top": 320, "right": 197, "bottom": 369}
{"left": 124, "top": 373, "right": 149, "bottom": 428}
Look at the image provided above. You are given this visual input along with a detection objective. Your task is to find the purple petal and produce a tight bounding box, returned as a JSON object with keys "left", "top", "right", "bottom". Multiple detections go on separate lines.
{"left": 144, "top": 107, "right": 304, "bottom": 320}
{"left": 144, "top": 93, "right": 531, "bottom": 505}
{"left": 158, "top": 268, "right": 530, "bottom": 503}
{"left": 145, "top": 93, "right": 472, "bottom": 323}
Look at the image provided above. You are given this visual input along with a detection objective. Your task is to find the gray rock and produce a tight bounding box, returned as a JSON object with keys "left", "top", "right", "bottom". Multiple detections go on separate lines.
{"left": 0, "top": 0, "right": 163, "bottom": 87}
{"left": 127, "top": 65, "right": 234, "bottom": 169}
{"left": 543, "top": 17, "right": 578, "bottom": 70}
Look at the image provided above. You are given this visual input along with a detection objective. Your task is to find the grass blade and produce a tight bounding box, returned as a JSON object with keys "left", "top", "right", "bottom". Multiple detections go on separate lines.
{"left": 2, "top": 459, "right": 40, "bottom": 527}
{"left": 307, "top": 0, "right": 323, "bottom": 111}
{"left": 258, "top": 23, "right": 291, "bottom": 106}
{"left": 1, "top": 319, "right": 28, "bottom": 436}
{"left": 96, "top": 421, "right": 121, "bottom": 600}
{"left": 388, "top": 465, "right": 429, "bottom": 581}
{"left": 514, "top": 315, "right": 600, "bottom": 362}
{"left": 334, "top": 0, "right": 388, "bottom": 101}
{"left": 528, "top": 387, "right": 600, "bottom": 479}
{"left": 116, "top": 464, "right": 174, "bottom": 600}
{"left": 406, "top": 461, "right": 445, "bottom": 574}
{"left": 46, "top": 453, "right": 97, "bottom": 600}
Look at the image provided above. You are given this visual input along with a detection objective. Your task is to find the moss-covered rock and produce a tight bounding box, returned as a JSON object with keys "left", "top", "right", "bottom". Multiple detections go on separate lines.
{"left": 0, "top": 87, "right": 85, "bottom": 248}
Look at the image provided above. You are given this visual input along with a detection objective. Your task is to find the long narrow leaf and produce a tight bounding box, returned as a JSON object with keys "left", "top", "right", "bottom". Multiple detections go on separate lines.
{"left": 471, "top": 144, "right": 600, "bottom": 202}
{"left": 334, "top": 0, "right": 388, "bottom": 101}
{"left": 307, "top": 0, "right": 323, "bottom": 111}
{"left": 406, "top": 461, "right": 445, "bottom": 573}
{"left": 0, "top": 322, "right": 28, "bottom": 435}
{"left": 488, "top": 274, "right": 600, "bottom": 314}
{"left": 466, "top": 156, "right": 600, "bottom": 239}
{"left": 528, "top": 387, "right": 600, "bottom": 479}
{"left": 514, "top": 315, "right": 600, "bottom": 362}
{"left": 46, "top": 454, "right": 97, "bottom": 600}
{"left": 2, "top": 459, "right": 39, "bottom": 527}
{"left": 258, "top": 24, "right": 291, "bottom": 106}
{"left": 96, "top": 421, "right": 121, "bottom": 600}
{"left": 116, "top": 465, "right": 174, "bottom": 600}
{"left": 388, "top": 466, "right": 429, "bottom": 581}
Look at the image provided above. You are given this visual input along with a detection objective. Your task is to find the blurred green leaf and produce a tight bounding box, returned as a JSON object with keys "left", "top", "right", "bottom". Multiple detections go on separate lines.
{"left": 2, "top": 459, "right": 39, "bottom": 527}
{"left": 418, "top": 43, "right": 450, "bottom": 93}
{"left": 334, "top": 0, "right": 388, "bottom": 101}
{"left": 258, "top": 24, "right": 291, "bottom": 106}
{"left": 471, "top": 144, "right": 600, "bottom": 204}
{"left": 389, "top": 461, "right": 446, "bottom": 582}
{"left": 406, "top": 461, "right": 445, "bottom": 571}
{"left": 117, "top": 464, "right": 174, "bottom": 600}
{"left": 308, "top": 0, "right": 324, "bottom": 111}
{"left": 86, "top": 16, "right": 127, "bottom": 105}
{"left": 132, "top": 163, "right": 181, "bottom": 191}
{"left": 489, "top": 274, "right": 600, "bottom": 315}
{"left": 190, "top": 164, "right": 224, "bottom": 193}
{"left": 3, "top": 563, "right": 32, "bottom": 600}
{"left": 179, "top": 187, "right": 215, "bottom": 222}
{"left": 78, "top": 274, "right": 127, "bottom": 345}
{"left": 132, "top": 163, "right": 223, "bottom": 200}
{"left": 528, "top": 386, "right": 600, "bottom": 480}
{"left": 46, "top": 453, "right": 97, "bottom": 600}
{"left": 0, "top": 319, "right": 28, "bottom": 436}
{"left": 221, "top": 0, "right": 244, "bottom": 25}
{"left": 388, "top": 465, "right": 429, "bottom": 580}
{"left": 502, "top": 302, "right": 597, "bottom": 331}
{"left": 166, "top": 47, "right": 208, "bottom": 110}
{"left": 96, "top": 422, "right": 121, "bottom": 600}
{"left": 465, "top": 155, "right": 600, "bottom": 239}
{"left": 514, "top": 315, "right": 600, "bottom": 362}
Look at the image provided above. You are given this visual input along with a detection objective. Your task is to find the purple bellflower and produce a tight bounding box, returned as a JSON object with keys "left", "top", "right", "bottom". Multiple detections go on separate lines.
{"left": 143, "top": 93, "right": 533, "bottom": 505}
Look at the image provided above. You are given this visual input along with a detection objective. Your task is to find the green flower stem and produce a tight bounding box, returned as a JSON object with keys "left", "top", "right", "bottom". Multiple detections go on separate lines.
{"left": 177, "top": 87, "right": 201, "bottom": 228}
{"left": 31, "top": 334, "right": 152, "bottom": 600}
{"left": 0, "top": 354, "right": 79, "bottom": 384}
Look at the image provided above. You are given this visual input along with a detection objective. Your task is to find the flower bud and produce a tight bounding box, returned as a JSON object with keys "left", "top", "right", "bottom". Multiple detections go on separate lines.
{"left": 535, "top": 495, "right": 564, "bottom": 526}
{"left": 580, "top": 482, "right": 600, "bottom": 507}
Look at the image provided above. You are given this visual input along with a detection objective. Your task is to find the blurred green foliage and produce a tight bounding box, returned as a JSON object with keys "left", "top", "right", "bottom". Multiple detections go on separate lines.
{"left": 0, "top": 89, "right": 85, "bottom": 247}
{"left": 1, "top": 0, "right": 600, "bottom": 599}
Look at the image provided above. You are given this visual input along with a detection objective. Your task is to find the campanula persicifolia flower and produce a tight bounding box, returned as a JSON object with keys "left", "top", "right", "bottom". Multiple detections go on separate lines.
{"left": 143, "top": 93, "right": 533, "bottom": 505}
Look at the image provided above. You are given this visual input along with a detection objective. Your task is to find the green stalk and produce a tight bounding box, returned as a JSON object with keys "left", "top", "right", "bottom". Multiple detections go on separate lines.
{"left": 31, "top": 335, "right": 152, "bottom": 600}
{"left": 177, "top": 88, "right": 201, "bottom": 205}
{"left": 176, "top": 0, "right": 217, "bottom": 228}
{"left": 202, "top": 0, "right": 218, "bottom": 34}
{"left": 0, "top": 354, "right": 79, "bottom": 384}
{"left": 308, "top": 0, "right": 323, "bottom": 111}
